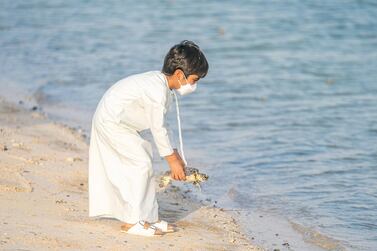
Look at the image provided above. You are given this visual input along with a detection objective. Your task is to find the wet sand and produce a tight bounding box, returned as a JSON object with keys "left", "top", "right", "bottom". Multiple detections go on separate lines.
{"left": 0, "top": 96, "right": 264, "bottom": 251}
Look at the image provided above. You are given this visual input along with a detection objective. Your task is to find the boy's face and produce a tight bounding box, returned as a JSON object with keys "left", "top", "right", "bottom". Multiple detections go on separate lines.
{"left": 186, "top": 74, "right": 200, "bottom": 85}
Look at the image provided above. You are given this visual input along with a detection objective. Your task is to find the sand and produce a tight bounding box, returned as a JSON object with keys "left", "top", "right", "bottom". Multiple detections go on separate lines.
{"left": 0, "top": 96, "right": 264, "bottom": 251}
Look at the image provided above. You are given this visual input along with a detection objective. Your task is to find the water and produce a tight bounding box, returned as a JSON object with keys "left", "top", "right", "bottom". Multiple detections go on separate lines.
{"left": 1, "top": 1, "right": 377, "bottom": 250}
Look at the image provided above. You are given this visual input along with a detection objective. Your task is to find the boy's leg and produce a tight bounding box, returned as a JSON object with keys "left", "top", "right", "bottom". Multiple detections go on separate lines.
{"left": 125, "top": 159, "right": 159, "bottom": 224}
{"left": 92, "top": 119, "right": 158, "bottom": 224}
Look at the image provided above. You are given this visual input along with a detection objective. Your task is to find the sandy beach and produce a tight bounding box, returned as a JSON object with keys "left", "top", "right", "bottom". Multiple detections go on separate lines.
{"left": 0, "top": 96, "right": 263, "bottom": 251}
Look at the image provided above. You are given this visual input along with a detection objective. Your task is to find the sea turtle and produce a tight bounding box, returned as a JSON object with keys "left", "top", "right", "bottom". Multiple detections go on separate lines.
{"left": 159, "top": 167, "right": 209, "bottom": 190}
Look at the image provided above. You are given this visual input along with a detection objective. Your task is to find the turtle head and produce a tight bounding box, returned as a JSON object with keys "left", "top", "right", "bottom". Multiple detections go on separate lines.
{"left": 195, "top": 172, "right": 209, "bottom": 182}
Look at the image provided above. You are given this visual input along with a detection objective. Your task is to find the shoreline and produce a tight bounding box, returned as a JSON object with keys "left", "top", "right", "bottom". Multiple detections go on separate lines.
{"left": 0, "top": 96, "right": 263, "bottom": 250}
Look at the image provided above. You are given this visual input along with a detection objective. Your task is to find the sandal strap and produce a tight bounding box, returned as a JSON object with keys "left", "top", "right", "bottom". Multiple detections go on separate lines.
{"left": 138, "top": 220, "right": 158, "bottom": 230}
{"left": 126, "top": 220, "right": 158, "bottom": 236}
{"left": 151, "top": 220, "right": 168, "bottom": 231}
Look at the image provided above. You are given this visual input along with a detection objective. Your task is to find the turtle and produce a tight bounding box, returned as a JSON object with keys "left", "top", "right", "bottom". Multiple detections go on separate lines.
{"left": 159, "top": 167, "right": 209, "bottom": 190}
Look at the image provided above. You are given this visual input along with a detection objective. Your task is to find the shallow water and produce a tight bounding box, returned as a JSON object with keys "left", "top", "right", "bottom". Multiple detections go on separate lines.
{"left": 1, "top": 1, "right": 377, "bottom": 250}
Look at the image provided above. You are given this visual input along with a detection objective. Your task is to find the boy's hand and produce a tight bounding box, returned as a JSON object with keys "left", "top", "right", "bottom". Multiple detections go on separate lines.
{"left": 170, "top": 160, "right": 186, "bottom": 181}
{"left": 165, "top": 149, "right": 186, "bottom": 181}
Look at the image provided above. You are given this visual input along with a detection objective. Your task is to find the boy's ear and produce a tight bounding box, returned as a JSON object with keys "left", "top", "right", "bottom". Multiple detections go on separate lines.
{"left": 173, "top": 69, "right": 185, "bottom": 78}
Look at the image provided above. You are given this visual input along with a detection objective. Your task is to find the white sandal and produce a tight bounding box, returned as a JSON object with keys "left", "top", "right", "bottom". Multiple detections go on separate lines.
{"left": 151, "top": 220, "right": 175, "bottom": 233}
{"left": 121, "top": 220, "right": 163, "bottom": 237}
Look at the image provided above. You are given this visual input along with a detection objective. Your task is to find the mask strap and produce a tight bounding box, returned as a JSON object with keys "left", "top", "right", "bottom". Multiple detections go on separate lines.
{"left": 172, "top": 90, "right": 188, "bottom": 166}
{"left": 178, "top": 72, "right": 189, "bottom": 86}
{"left": 183, "top": 73, "right": 189, "bottom": 85}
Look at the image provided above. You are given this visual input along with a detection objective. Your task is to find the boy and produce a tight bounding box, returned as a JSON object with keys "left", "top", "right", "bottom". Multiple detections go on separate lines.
{"left": 88, "top": 40, "right": 209, "bottom": 236}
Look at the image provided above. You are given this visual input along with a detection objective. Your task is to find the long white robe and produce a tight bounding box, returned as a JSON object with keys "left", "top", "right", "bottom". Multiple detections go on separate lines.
{"left": 88, "top": 70, "right": 176, "bottom": 224}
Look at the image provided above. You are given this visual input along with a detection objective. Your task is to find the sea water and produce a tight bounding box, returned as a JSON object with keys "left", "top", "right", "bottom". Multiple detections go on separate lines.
{"left": 1, "top": 1, "right": 376, "bottom": 250}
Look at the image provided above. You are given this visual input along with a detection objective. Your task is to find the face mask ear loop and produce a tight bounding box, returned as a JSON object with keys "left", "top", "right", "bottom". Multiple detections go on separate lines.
{"left": 172, "top": 90, "right": 188, "bottom": 167}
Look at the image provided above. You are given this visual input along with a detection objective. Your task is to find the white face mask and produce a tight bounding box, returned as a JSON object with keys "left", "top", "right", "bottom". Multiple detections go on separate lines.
{"left": 176, "top": 74, "right": 197, "bottom": 96}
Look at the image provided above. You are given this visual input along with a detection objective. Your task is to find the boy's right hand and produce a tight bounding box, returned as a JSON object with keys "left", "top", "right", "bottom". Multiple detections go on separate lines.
{"left": 164, "top": 149, "right": 186, "bottom": 181}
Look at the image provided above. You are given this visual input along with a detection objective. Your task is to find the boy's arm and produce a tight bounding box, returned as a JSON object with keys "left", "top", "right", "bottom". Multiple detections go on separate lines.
{"left": 144, "top": 100, "right": 186, "bottom": 180}
{"left": 144, "top": 100, "right": 175, "bottom": 157}
{"left": 166, "top": 120, "right": 178, "bottom": 150}
{"left": 145, "top": 91, "right": 186, "bottom": 180}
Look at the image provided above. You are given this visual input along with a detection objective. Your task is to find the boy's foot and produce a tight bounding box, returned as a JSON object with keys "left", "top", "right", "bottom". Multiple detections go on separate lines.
{"left": 150, "top": 220, "right": 176, "bottom": 233}
{"left": 120, "top": 220, "right": 164, "bottom": 236}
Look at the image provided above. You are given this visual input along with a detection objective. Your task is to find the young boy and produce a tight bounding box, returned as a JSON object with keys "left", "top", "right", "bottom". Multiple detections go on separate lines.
{"left": 88, "top": 40, "right": 209, "bottom": 236}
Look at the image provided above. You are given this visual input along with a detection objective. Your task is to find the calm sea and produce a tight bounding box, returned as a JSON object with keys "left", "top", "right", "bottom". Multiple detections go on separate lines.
{"left": 1, "top": 1, "right": 376, "bottom": 250}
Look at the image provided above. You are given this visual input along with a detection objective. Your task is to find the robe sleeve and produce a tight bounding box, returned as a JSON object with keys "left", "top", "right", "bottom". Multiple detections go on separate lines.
{"left": 144, "top": 99, "right": 175, "bottom": 157}
{"left": 166, "top": 120, "right": 177, "bottom": 150}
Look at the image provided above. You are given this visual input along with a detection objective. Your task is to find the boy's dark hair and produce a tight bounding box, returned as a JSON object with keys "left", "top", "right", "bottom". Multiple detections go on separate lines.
{"left": 162, "top": 40, "right": 209, "bottom": 79}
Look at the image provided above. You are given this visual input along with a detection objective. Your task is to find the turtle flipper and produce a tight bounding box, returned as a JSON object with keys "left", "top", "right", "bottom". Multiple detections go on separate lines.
{"left": 193, "top": 181, "right": 202, "bottom": 192}
{"left": 159, "top": 176, "right": 171, "bottom": 188}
